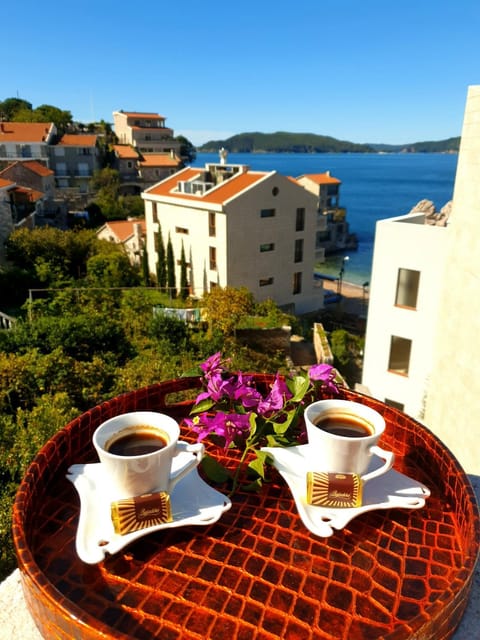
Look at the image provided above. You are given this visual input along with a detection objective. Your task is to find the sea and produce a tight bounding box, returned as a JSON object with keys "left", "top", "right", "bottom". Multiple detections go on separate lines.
{"left": 193, "top": 152, "right": 458, "bottom": 286}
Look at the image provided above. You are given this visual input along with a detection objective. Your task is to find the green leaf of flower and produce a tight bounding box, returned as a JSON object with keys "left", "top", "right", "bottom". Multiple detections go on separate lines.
{"left": 201, "top": 453, "right": 231, "bottom": 483}
{"left": 287, "top": 374, "right": 310, "bottom": 402}
{"left": 190, "top": 397, "right": 216, "bottom": 414}
{"left": 273, "top": 407, "right": 297, "bottom": 435}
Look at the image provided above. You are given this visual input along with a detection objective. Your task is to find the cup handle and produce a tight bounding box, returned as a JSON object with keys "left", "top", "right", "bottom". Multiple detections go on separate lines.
{"left": 361, "top": 446, "right": 395, "bottom": 484}
{"left": 168, "top": 443, "right": 204, "bottom": 491}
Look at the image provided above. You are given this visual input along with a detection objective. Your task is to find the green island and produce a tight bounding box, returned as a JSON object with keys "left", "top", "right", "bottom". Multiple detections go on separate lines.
{"left": 199, "top": 131, "right": 460, "bottom": 154}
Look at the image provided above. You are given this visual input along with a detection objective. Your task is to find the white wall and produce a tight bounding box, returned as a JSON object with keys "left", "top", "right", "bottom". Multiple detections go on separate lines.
{"left": 362, "top": 213, "right": 448, "bottom": 418}
{"left": 424, "top": 85, "right": 480, "bottom": 474}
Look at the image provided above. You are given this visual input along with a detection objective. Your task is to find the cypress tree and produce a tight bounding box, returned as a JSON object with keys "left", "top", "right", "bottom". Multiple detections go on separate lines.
{"left": 156, "top": 224, "right": 167, "bottom": 291}
{"left": 180, "top": 241, "right": 188, "bottom": 300}
{"left": 141, "top": 247, "right": 149, "bottom": 285}
{"left": 166, "top": 234, "right": 176, "bottom": 299}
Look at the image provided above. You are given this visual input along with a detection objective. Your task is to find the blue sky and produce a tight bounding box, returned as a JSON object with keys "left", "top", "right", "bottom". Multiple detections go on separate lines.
{"left": 3, "top": 0, "right": 479, "bottom": 146}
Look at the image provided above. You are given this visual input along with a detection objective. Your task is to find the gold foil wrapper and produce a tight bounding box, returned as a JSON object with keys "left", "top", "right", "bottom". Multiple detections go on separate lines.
{"left": 111, "top": 491, "right": 172, "bottom": 535}
{"left": 306, "top": 471, "right": 363, "bottom": 508}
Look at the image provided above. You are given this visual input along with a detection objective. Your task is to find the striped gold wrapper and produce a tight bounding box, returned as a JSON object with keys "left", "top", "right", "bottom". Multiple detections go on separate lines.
{"left": 111, "top": 491, "right": 172, "bottom": 535}
{"left": 306, "top": 471, "right": 363, "bottom": 508}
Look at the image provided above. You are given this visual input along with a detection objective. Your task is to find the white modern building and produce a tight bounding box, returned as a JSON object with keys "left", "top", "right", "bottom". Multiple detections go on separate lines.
{"left": 361, "top": 211, "right": 449, "bottom": 417}
{"left": 142, "top": 156, "right": 325, "bottom": 314}
{"left": 361, "top": 85, "right": 480, "bottom": 475}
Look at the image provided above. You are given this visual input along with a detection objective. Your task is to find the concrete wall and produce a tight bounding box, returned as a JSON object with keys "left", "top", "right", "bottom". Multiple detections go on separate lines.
{"left": 424, "top": 85, "right": 480, "bottom": 474}
{"left": 362, "top": 213, "right": 448, "bottom": 417}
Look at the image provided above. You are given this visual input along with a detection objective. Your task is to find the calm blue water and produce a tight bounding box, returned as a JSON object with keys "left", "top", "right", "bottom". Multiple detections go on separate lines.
{"left": 193, "top": 152, "right": 458, "bottom": 285}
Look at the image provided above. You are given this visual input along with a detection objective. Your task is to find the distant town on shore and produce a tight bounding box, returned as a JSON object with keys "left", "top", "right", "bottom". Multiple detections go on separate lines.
{"left": 198, "top": 131, "right": 460, "bottom": 154}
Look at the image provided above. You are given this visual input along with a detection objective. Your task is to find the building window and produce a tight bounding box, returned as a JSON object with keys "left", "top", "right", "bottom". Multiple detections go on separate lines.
{"left": 388, "top": 336, "right": 412, "bottom": 375}
{"left": 296, "top": 208, "right": 305, "bottom": 231}
{"left": 152, "top": 202, "right": 158, "bottom": 223}
{"left": 294, "top": 238, "right": 304, "bottom": 263}
{"left": 395, "top": 268, "right": 420, "bottom": 309}
{"left": 260, "top": 243, "right": 275, "bottom": 252}
{"left": 209, "top": 246, "right": 217, "bottom": 271}
{"left": 175, "top": 226, "right": 189, "bottom": 234}
{"left": 385, "top": 398, "right": 405, "bottom": 411}
{"left": 260, "top": 208, "right": 276, "bottom": 218}
{"left": 293, "top": 271, "right": 302, "bottom": 295}
{"left": 259, "top": 277, "right": 274, "bottom": 287}
{"left": 209, "top": 212, "right": 216, "bottom": 237}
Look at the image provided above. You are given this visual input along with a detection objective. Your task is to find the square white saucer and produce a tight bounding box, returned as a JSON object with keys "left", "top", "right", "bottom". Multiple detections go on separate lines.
{"left": 67, "top": 442, "right": 231, "bottom": 564}
{"left": 261, "top": 444, "right": 430, "bottom": 538}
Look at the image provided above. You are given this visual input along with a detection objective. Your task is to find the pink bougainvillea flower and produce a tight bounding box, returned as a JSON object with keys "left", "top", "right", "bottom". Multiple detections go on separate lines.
{"left": 233, "top": 373, "right": 263, "bottom": 409}
{"left": 200, "top": 351, "right": 224, "bottom": 378}
{"left": 188, "top": 411, "right": 251, "bottom": 449}
{"left": 308, "top": 364, "right": 338, "bottom": 393}
{"left": 257, "top": 374, "right": 293, "bottom": 415}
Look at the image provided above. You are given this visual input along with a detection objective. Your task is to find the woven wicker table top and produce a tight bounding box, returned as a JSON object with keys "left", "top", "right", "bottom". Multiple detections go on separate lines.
{"left": 12, "top": 378, "right": 480, "bottom": 640}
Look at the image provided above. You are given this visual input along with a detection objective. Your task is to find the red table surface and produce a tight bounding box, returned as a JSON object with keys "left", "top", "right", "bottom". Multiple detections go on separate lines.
{"left": 12, "top": 377, "right": 480, "bottom": 640}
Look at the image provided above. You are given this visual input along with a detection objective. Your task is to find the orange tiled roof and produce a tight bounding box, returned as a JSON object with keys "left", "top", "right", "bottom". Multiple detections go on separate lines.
{"left": 113, "top": 145, "right": 139, "bottom": 159}
{"left": 121, "top": 111, "right": 165, "bottom": 120}
{"left": 146, "top": 168, "right": 269, "bottom": 205}
{"left": 100, "top": 219, "right": 146, "bottom": 242}
{"left": 58, "top": 134, "right": 97, "bottom": 146}
{"left": 298, "top": 173, "right": 341, "bottom": 185}
{"left": 14, "top": 186, "right": 44, "bottom": 201}
{"left": 0, "top": 177, "right": 15, "bottom": 189}
{"left": 0, "top": 122, "right": 54, "bottom": 142}
{"left": 18, "top": 160, "right": 54, "bottom": 176}
{"left": 138, "top": 153, "right": 181, "bottom": 167}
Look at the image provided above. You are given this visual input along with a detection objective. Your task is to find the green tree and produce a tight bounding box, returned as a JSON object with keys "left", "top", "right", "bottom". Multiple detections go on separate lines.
{"left": 180, "top": 241, "right": 188, "bottom": 299}
{"left": 0, "top": 97, "right": 32, "bottom": 120}
{"left": 176, "top": 135, "right": 196, "bottom": 163}
{"left": 166, "top": 235, "right": 176, "bottom": 299}
{"left": 13, "top": 104, "right": 73, "bottom": 133}
{"left": 156, "top": 224, "right": 167, "bottom": 291}
{"left": 141, "top": 248, "right": 150, "bottom": 286}
{"left": 86, "top": 251, "right": 140, "bottom": 288}
{"left": 330, "top": 329, "right": 364, "bottom": 387}
{"left": 5, "top": 227, "right": 99, "bottom": 286}
{"left": 203, "top": 286, "right": 254, "bottom": 336}
{"left": 89, "top": 168, "right": 125, "bottom": 220}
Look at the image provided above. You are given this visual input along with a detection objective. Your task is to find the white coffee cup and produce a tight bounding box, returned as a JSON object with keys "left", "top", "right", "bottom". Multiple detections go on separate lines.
{"left": 93, "top": 411, "right": 204, "bottom": 498}
{"left": 304, "top": 399, "right": 394, "bottom": 483}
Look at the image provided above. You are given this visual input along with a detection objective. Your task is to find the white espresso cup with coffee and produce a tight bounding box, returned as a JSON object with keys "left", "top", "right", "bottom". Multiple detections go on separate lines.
{"left": 93, "top": 411, "right": 204, "bottom": 498}
{"left": 304, "top": 399, "right": 394, "bottom": 483}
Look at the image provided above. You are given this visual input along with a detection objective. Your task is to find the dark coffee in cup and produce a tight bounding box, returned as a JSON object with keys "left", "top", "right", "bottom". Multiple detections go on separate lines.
{"left": 107, "top": 426, "right": 168, "bottom": 456}
{"left": 313, "top": 412, "right": 374, "bottom": 438}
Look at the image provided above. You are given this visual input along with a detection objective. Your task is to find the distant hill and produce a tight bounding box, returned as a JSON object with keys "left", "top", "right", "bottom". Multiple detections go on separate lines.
{"left": 199, "top": 132, "right": 372, "bottom": 153}
{"left": 198, "top": 132, "right": 460, "bottom": 154}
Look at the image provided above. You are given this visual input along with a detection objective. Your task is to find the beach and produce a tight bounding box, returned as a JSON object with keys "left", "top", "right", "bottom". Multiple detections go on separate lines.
{"left": 321, "top": 278, "right": 369, "bottom": 317}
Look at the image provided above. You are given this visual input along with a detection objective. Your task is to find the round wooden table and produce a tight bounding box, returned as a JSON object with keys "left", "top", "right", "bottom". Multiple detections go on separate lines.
{"left": 12, "top": 378, "right": 480, "bottom": 639}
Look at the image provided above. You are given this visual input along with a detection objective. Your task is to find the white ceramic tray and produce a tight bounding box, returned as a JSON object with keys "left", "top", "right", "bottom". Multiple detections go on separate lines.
{"left": 261, "top": 444, "right": 430, "bottom": 537}
{"left": 67, "top": 444, "right": 231, "bottom": 564}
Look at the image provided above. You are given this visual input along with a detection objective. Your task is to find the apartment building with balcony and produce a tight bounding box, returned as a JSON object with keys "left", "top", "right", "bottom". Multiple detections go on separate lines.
{"left": 297, "top": 172, "right": 357, "bottom": 258}
{"left": 112, "top": 145, "right": 182, "bottom": 195}
{"left": 51, "top": 134, "right": 100, "bottom": 191}
{"left": 142, "top": 156, "right": 324, "bottom": 314}
{"left": 0, "top": 122, "right": 56, "bottom": 165}
{"left": 113, "top": 111, "right": 181, "bottom": 156}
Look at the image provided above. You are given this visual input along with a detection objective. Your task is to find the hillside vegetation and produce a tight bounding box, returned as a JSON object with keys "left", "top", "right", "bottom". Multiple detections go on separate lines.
{"left": 199, "top": 131, "right": 460, "bottom": 154}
